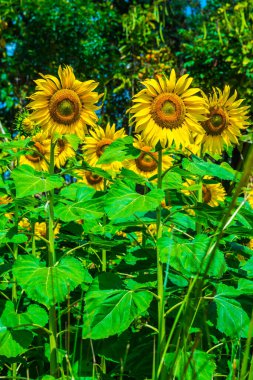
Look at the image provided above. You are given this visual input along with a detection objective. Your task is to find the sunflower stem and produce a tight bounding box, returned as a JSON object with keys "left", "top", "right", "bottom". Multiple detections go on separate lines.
{"left": 196, "top": 175, "right": 203, "bottom": 234}
{"left": 156, "top": 149, "right": 166, "bottom": 380}
{"left": 11, "top": 202, "right": 19, "bottom": 380}
{"left": 48, "top": 139, "right": 58, "bottom": 377}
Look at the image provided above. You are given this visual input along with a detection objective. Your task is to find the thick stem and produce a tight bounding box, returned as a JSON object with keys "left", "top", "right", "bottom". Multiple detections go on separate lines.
{"left": 48, "top": 140, "right": 58, "bottom": 376}
{"left": 156, "top": 149, "right": 166, "bottom": 380}
{"left": 12, "top": 203, "right": 19, "bottom": 380}
{"left": 196, "top": 175, "right": 203, "bottom": 234}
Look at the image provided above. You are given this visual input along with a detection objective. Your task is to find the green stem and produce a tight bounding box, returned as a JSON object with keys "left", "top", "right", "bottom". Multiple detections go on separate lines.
{"left": 156, "top": 149, "right": 166, "bottom": 380}
{"left": 48, "top": 139, "right": 58, "bottom": 377}
{"left": 12, "top": 202, "right": 19, "bottom": 380}
{"left": 196, "top": 175, "right": 203, "bottom": 234}
{"left": 101, "top": 179, "right": 107, "bottom": 374}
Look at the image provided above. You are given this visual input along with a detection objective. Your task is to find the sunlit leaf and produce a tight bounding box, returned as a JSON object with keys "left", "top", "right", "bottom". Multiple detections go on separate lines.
{"left": 97, "top": 136, "right": 140, "bottom": 164}
{"left": 182, "top": 155, "right": 239, "bottom": 181}
{"left": 159, "top": 234, "right": 226, "bottom": 277}
{"left": 82, "top": 273, "right": 153, "bottom": 339}
{"left": 13, "top": 256, "right": 92, "bottom": 308}
{"left": 165, "top": 350, "right": 216, "bottom": 379}
{"left": 105, "top": 180, "right": 164, "bottom": 219}
{"left": 214, "top": 284, "right": 250, "bottom": 338}
{"left": 12, "top": 165, "right": 64, "bottom": 198}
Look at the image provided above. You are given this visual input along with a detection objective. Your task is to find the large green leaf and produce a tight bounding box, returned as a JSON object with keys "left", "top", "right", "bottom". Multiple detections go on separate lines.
{"left": 0, "top": 300, "right": 48, "bottom": 358}
{"left": 97, "top": 136, "right": 140, "bottom": 164}
{"left": 165, "top": 350, "right": 216, "bottom": 380}
{"left": 13, "top": 256, "right": 92, "bottom": 308}
{"left": 214, "top": 284, "right": 250, "bottom": 338}
{"left": 182, "top": 155, "right": 239, "bottom": 181}
{"left": 12, "top": 165, "right": 64, "bottom": 198}
{"left": 158, "top": 234, "right": 226, "bottom": 277}
{"left": 0, "top": 138, "right": 31, "bottom": 149}
{"left": 0, "top": 329, "right": 33, "bottom": 358}
{"left": 105, "top": 180, "right": 164, "bottom": 219}
{"left": 1, "top": 301, "right": 48, "bottom": 327}
{"left": 82, "top": 273, "right": 153, "bottom": 339}
{"left": 55, "top": 198, "right": 104, "bottom": 222}
{"left": 60, "top": 183, "right": 95, "bottom": 201}
{"left": 55, "top": 185, "right": 104, "bottom": 222}
{"left": 162, "top": 171, "right": 183, "bottom": 190}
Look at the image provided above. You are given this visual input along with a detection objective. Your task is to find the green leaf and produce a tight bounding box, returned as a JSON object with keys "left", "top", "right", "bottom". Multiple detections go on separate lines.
{"left": 238, "top": 279, "right": 253, "bottom": 295}
{"left": 159, "top": 234, "right": 226, "bottom": 277}
{"left": 0, "top": 301, "right": 46, "bottom": 358}
{"left": 60, "top": 183, "right": 95, "bottom": 201}
{"left": 1, "top": 301, "right": 48, "bottom": 327}
{"left": 214, "top": 284, "right": 250, "bottom": 338}
{"left": 97, "top": 136, "right": 140, "bottom": 164}
{"left": 64, "top": 134, "right": 80, "bottom": 150}
{"left": 241, "top": 256, "right": 253, "bottom": 277}
{"left": 182, "top": 155, "right": 239, "bottom": 181}
{"left": 165, "top": 350, "right": 216, "bottom": 380}
{"left": 0, "top": 138, "right": 31, "bottom": 150}
{"left": 55, "top": 186, "right": 104, "bottom": 222}
{"left": 105, "top": 180, "right": 164, "bottom": 219}
{"left": 120, "top": 168, "right": 147, "bottom": 185}
{"left": 12, "top": 165, "right": 64, "bottom": 198}
{"left": 55, "top": 198, "right": 104, "bottom": 222}
{"left": 13, "top": 256, "right": 92, "bottom": 308}
{"left": 82, "top": 273, "right": 153, "bottom": 339}
{"left": 0, "top": 329, "right": 33, "bottom": 358}
{"left": 162, "top": 171, "right": 183, "bottom": 190}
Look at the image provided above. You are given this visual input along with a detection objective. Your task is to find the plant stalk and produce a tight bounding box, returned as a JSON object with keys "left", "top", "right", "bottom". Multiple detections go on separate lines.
{"left": 156, "top": 149, "right": 166, "bottom": 380}
{"left": 48, "top": 139, "right": 58, "bottom": 376}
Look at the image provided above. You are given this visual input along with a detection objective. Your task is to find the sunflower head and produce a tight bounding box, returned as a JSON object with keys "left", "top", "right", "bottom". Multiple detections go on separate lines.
{"left": 195, "top": 86, "right": 250, "bottom": 155}
{"left": 27, "top": 65, "right": 102, "bottom": 139}
{"left": 83, "top": 123, "right": 126, "bottom": 171}
{"left": 75, "top": 169, "right": 105, "bottom": 191}
{"left": 20, "top": 132, "right": 51, "bottom": 171}
{"left": 54, "top": 137, "right": 76, "bottom": 168}
{"left": 129, "top": 70, "right": 207, "bottom": 149}
{"left": 123, "top": 135, "right": 173, "bottom": 179}
{"left": 182, "top": 176, "right": 226, "bottom": 207}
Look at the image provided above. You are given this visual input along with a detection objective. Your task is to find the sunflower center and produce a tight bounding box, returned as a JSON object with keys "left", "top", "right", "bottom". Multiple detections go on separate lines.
{"left": 161, "top": 101, "right": 176, "bottom": 115}
{"left": 135, "top": 147, "right": 158, "bottom": 172}
{"left": 150, "top": 93, "right": 186, "bottom": 130}
{"left": 96, "top": 138, "right": 112, "bottom": 157}
{"left": 85, "top": 171, "right": 103, "bottom": 185}
{"left": 57, "top": 99, "right": 74, "bottom": 116}
{"left": 203, "top": 107, "right": 228, "bottom": 136}
{"left": 49, "top": 89, "right": 82, "bottom": 125}
{"left": 202, "top": 185, "right": 212, "bottom": 204}
{"left": 25, "top": 142, "right": 45, "bottom": 162}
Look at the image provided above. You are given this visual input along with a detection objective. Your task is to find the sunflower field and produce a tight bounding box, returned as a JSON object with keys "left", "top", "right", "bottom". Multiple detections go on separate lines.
{"left": 0, "top": 1, "right": 253, "bottom": 380}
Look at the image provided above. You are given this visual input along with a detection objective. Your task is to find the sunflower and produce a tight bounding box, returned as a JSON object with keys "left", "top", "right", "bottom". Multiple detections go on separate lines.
{"left": 20, "top": 132, "right": 51, "bottom": 171}
{"left": 0, "top": 195, "right": 12, "bottom": 205}
{"left": 27, "top": 65, "right": 102, "bottom": 139}
{"left": 75, "top": 169, "right": 105, "bottom": 191}
{"left": 195, "top": 86, "right": 250, "bottom": 155}
{"left": 123, "top": 135, "right": 173, "bottom": 179}
{"left": 55, "top": 138, "right": 76, "bottom": 168}
{"left": 34, "top": 222, "right": 60, "bottom": 240}
{"left": 182, "top": 177, "right": 226, "bottom": 207}
{"left": 248, "top": 239, "right": 253, "bottom": 250}
{"left": 18, "top": 217, "right": 31, "bottom": 230}
{"left": 22, "top": 117, "right": 34, "bottom": 134}
{"left": 83, "top": 123, "right": 126, "bottom": 171}
{"left": 129, "top": 70, "right": 207, "bottom": 149}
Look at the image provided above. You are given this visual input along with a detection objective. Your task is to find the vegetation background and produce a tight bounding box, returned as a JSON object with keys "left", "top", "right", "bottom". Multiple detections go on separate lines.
{"left": 0, "top": 1, "right": 253, "bottom": 379}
